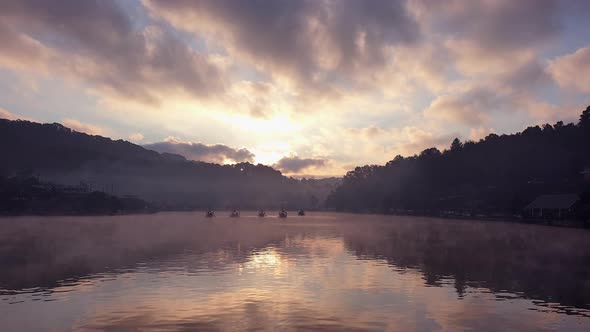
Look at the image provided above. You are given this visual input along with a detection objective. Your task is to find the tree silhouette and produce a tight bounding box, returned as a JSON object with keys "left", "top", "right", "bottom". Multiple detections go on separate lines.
{"left": 450, "top": 138, "right": 463, "bottom": 151}
{"left": 327, "top": 106, "right": 590, "bottom": 220}
{"left": 580, "top": 105, "right": 590, "bottom": 129}
{"left": 0, "top": 119, "right": 339, "bottom": 210}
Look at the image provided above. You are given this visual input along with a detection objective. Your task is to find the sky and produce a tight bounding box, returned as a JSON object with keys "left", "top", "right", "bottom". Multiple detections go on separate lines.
{"left": 1, "top": 0, "right": 589, "bottom": 177}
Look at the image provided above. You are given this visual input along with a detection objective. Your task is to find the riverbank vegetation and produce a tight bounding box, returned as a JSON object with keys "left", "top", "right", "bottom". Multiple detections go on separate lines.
{"left": 326, "top": 106, "right": 590, "bottom": 224}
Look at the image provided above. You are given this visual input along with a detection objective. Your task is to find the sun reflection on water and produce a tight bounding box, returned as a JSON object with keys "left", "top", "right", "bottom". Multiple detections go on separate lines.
{"left": 239, "top": 247, "right": 291, "bottom": 278}
{"left": 246, "top": 248, "right": 282, "bottom": 268}
{"left": 1, "top": 214, "right": 590, "bottom": 331}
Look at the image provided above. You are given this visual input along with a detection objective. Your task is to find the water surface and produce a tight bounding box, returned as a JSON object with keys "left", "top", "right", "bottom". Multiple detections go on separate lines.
{"left": 1, "top": 212, "right": 589, "bottom": 331}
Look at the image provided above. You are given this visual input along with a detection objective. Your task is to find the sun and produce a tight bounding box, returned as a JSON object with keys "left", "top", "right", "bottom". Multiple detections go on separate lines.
{"left": 209, "top": 112, "right": 300, "bottom": 166}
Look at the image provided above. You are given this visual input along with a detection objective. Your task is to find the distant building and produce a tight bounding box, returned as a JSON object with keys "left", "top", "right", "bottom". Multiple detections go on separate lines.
{"left": 524, "top": 194, "right": 579, "bottom": 219}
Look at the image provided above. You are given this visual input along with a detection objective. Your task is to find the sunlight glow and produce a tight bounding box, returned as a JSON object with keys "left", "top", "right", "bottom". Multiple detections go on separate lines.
{"left": 244, "top": 248, "right": 283, "bottom": 269}
{"left": 221, "top": 113, "right": 300, "bottom": 136}
{"left": 251, "top": 142, "right": 292, "bottom": 165}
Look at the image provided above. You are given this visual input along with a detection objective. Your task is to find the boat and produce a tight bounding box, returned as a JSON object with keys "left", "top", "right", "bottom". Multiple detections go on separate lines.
{"left": 297, "top": 209, "right": 305, "bottom": 216}
{"left": 206, "top": 209, "right": 214, "bottom": 217}
{"left": 258, "top": 210, "right": 266, "bottom": 217}
{"left": 278, "top": 209, "right": 288, "bottom": 218}
{"left": 230, "top": 209, "right": 240, "bottom": 218}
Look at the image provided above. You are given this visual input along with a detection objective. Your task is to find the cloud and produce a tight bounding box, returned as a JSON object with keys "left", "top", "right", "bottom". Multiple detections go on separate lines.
{"left": 0, "top": 108, "right": 32, "bottom": 121}
{"left": 144, "top": 0, "right": 420, "bottom": 94}
{"left": 424, "top": 93, "right": 491, "bottom": 126}
{"left": 516, "top": 99, "right": 582, "bottom": 124}
{"left": 445, "top": 39, "right": 542, "bottom": 78}
{"left": 0, "top": 108, "right": 16, "bottom": 120}
{"left": 549, "top": 46, "right": 590, "bottom": 93}
{"left": 346, "top": 126, "right": 388, "bottom": 139}
{"left": 423, "top": 49, "right": 557, "bottom": 127}
{"left": 144, "top": 137, "right": 255, "bottom": 164}
{"left": 411, "top": 0, "right": 562, "bottom": 51}
{"left": 227, "top": 81, "right": 284, "bottom": 118}
{"left": 128, "top": 133, "right": 145, "bottom": 142}
{"left": 392, "top": 126, "right": 457, "bottom": 155}
{"left": 273, "top": 156, "right": 327, "bottom": 174}
{"left": 1, "top": 0, "right": 590, "bottom": 177}
{"left": 62, "top": 118, "right": 104, "bottom": 135}
{"left": 0, "top": 0, "right": 226, "bottom": 106}
{"left": 469, "top": 127, "right": 495, "bottom": 141}
{"left": 406, "top": 0, "right": 568, "bottom": 126}
{"left": 0, "top": 20, "right": 55, "bottom": 72}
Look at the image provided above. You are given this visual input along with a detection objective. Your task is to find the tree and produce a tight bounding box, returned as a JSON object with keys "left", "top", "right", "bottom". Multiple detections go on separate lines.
{"left": 542, "top": 124, "right": 554, "bottom": 133}
{"left": 555, "top": 121, "right": 564, "bottom": 129}
{"left": 580, "top": 105, "right": 590, "bottom": 130}
{"left": 419, "top": 148, "right": 441, "bottom": 160}
{"left": 463, "top": 140, "right": 476, "bottom": 149}
{"left": 450, "top": 138, "right": 463, "bottom": 151}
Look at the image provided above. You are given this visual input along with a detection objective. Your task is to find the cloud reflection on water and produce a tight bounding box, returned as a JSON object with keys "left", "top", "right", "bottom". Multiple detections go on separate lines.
{"left": 0, "top": 213, "right": 589, "bottom": 331}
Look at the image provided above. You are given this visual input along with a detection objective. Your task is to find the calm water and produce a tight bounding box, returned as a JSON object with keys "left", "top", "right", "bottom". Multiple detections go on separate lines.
{"left": 1, "top": 212, "right": 589, "bottom": 331}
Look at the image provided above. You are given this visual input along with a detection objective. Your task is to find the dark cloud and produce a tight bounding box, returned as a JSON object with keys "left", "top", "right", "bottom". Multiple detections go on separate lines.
{"left": 144, "top": 138, "right": 255, "bottom": 164}
{"left": 145, "top": 0, "right": 420, "bottom": 91}
{"left": 273, "top": 156, "right": 326, "bottom": 173}
{"left": 0, "top": 0, "right": 225, "bottom": 105}
{"left": 500, "top": 58, "right": 550, "bottom": 89}
{"left": 414, "top": 0, "right": 563, "bottom": 50}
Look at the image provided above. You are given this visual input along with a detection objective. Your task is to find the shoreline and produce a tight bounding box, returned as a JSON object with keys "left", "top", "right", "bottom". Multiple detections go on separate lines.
{"left": 1, "top": 209, "right": 588, "bottom": 229}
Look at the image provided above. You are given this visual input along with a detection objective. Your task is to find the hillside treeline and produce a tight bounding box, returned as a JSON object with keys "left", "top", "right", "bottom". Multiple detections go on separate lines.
{"left": 0, "top": 119, "right": 338, "bottom": 210}
{"left": 327, "top": 107, "right": 590, "bottom": 216}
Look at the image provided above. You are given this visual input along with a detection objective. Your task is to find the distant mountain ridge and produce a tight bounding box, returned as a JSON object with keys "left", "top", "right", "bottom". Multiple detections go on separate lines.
{"left": 0, "top": 119, "right": 339, "bottom": 209}
{"left": 0, "top": 120, "right": 185, "bottom": 172}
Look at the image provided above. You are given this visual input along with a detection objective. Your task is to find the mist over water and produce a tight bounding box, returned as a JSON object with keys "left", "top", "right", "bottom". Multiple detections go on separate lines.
{"left": 1, "top": 213, "right": 589, "bottom": 331}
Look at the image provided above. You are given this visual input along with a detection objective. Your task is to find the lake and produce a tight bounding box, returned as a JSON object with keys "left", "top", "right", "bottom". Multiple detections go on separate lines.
{"left": 1, "top": 212, "right": 589, "bottom": 331}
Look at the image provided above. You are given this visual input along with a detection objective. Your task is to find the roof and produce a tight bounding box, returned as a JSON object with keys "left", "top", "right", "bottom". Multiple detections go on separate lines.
{"left": 525, "top": 194, "right": 579, "bottom": 210}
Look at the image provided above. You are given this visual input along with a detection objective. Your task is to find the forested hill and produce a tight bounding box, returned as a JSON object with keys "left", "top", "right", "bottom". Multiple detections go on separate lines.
{"left": 0, "top": 120, "right": 177, "bottom": 172}
{"left": 327, "top": 106, "right": 590, "bottom": 215}
{"left": 0, "top": 119, "right": 339, "bottom": 209}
